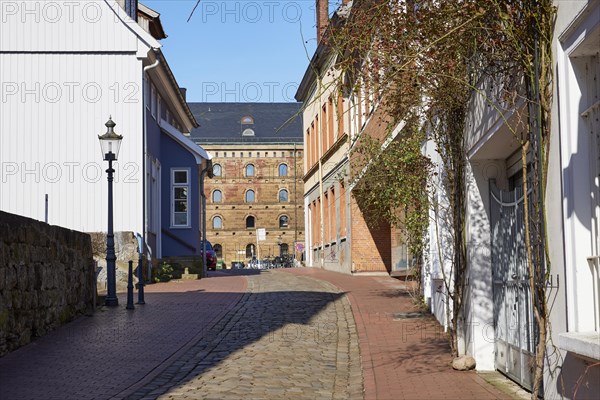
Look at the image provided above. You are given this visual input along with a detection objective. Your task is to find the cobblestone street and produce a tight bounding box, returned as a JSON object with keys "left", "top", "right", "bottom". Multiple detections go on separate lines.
{"left": 126, "top": 271, "right": 362, "bottom": 399}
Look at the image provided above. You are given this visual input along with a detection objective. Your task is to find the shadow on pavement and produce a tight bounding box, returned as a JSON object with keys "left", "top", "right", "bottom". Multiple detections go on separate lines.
{"left": 0, "top": 271, "right": 346, "bottom": 400}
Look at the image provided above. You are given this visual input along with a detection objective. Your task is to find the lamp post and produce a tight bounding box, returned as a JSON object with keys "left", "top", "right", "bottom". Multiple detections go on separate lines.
{"left": 98, "top": 117, "right": 123, "bottom": 307}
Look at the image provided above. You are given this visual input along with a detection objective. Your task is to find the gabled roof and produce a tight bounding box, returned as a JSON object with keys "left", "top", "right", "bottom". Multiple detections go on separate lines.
{"left": 188, "top": 103, "right": 303, "bottom": 144}
{"left": 138, "top": 3, "right": 168, "bottom": 40}
{"left": 151, "top": 50, "right": 199, "bottom": 130}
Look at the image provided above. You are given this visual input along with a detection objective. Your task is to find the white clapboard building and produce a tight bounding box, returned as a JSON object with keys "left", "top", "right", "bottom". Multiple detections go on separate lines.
{"left": 0, "top": 1, "right": 210, "bottom": 260}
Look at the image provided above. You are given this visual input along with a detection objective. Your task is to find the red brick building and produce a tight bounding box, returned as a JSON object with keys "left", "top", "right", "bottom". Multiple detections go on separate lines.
{"left": 295, "top": 0, "right": 408, "bottom": 275}
{"left": 189, "top": 103, "right": 304, "bottom": 266}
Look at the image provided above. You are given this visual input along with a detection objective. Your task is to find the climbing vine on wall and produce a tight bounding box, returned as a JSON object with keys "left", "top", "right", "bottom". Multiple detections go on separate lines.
{"left": 327, "top": 1, "right": 556, "bottom": 397}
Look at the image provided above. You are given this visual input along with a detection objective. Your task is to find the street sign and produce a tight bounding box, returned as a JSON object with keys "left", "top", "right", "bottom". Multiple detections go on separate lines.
{"left": 257, "top": 228, "right": 266, "bottom": 241}
{"left": 295, "top": 242, "right": 305, "bottom": 252}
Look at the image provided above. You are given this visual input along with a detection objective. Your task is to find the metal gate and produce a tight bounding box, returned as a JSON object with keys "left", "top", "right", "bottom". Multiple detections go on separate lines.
{"left": 490, "top": 179, "right": 535, "bottom": 390}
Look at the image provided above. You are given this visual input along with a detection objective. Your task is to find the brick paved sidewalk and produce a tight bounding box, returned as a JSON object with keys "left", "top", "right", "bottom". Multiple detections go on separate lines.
{"left": 286, "top": 268, "right": 514, "bottom": 400}
{"left": 0, "top": 273, "right": 246, "bottom": 400}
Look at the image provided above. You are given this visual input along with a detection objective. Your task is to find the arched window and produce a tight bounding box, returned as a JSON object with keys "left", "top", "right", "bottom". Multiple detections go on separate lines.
{"left": 212, "top": 216, "right": 222, "bottom": 229}
{"left": 279, "top": 215, "right": 289, "bottom": 228}
{"left": 246, "top": 215, "right": 255, "bottom": 228}
{"left": 246, "top": 244, "right": 256, "bottom": 258}
{"left": 279, "top": 243, "right": 289, "bottom": 256}
{"left": 279, "top": 164, "right": 288, "bottom": 177}
{"left": 279, "top": 189, "right": 289, "bottom": 202}
{"left": 245, "top": 164, "right": 255, "bottom": 177}
{"left": 213, "top": 244, "right": 223, "bottom": 258}
{"left": 212, "top": 190, "right": 222, "bottom": 203}
{"left": 246, "top": 189, "right": 255, "bottom": 203}
{"left": 212, "top": 164, "right": 222, "bottom": 177}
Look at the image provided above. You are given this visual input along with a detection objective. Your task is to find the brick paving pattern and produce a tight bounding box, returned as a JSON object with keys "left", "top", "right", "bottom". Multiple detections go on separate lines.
{"left": 0, "top": 274, "right": 246, "bottom": 400}
{"left": 286, "top": 268, "right": 514, "bottom": 400}
{"left": 0, "top": 267, "right": 521, "bottom": 400}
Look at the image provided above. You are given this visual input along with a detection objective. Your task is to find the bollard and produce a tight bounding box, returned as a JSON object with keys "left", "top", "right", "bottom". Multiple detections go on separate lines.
{"left": 136, "top": 252, "right": 145, "bottom": 304}
{"left": 126, "top": 260, "right": 135, "bottom": 310}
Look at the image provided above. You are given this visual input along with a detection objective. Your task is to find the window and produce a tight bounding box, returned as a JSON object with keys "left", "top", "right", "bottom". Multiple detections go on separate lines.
{"left": 214, "top": 244, "right": 223, "bottom": 258}
{"left": 279, "top": 189, "right": 289, "bottom": 202}
{"left": 151, "top": 85, "right": 158, "bottom": 119}
{"left": 246, "top": 243, "right": 256, "bottom": 258}
{"left": 279, "top": 243, "right": 289, "bottom": 256}
{"left": 241, "top": 116, "right": 254, "bottom": 124}
{"left": 212, "top": 216, "right": 223, "bottom": 229}
{"left": 246, "top": 190, "right": 255, "bottom": 203}
{"left": 279, "top": 215, "right": 289, "bottom": 228}
{"left": 171, "top": 169, "right": 190, "bottom": 227}
{"left": 340, "top": 182, "right": 346, "bottom": 237}
{"left": 279, "top": 164, "right": 288, "bottom": 177}
{"left": 246, "top": 164, "right": 255, "bottom": 177}
{"left": 328, "top": 187, "right": 335, "bottom": 241}
{"left": 337, "top": 93, "right": 344, "bottom": 138}
{"left": 213, "top": 164, "right": 222, "bottom": 177}
{"left": 324, "top": 192, "right": 329, "bottom": 242}
{"left": 242, "top": 128, "right": 255, "bottom": 136}
{"left": 246, "top": 215, "right": 255, "bottom": 228}
{"left": 212, "top": 190, "right": 222, "bottom": 203}
{"left": 322, "top": 103, "right": 328, "bottom": 152}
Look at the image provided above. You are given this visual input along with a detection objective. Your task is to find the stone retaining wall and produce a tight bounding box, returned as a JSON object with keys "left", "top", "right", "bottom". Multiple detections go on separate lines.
{"left": 0, "top": 211, "right": 95, "bottom": 356}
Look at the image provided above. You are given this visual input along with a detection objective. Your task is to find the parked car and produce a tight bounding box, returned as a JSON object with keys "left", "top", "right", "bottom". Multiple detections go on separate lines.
{"left": 200, "top": 240, "right": 218, "bottom": 271}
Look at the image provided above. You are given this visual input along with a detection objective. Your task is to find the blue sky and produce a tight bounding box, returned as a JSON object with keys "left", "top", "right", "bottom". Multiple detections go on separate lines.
{"left": 143, "top": 1, "right": 336, "bottom": 103}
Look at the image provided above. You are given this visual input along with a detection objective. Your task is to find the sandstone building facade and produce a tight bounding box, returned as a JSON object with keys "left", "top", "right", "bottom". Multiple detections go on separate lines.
{"left": 189, "top": 103, "right": 305, "bottom": 266}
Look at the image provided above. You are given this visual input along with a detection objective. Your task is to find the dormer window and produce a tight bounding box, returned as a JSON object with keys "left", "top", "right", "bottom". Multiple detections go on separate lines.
{"left": 241, "top": 116, "right": 255, "bottom": 136}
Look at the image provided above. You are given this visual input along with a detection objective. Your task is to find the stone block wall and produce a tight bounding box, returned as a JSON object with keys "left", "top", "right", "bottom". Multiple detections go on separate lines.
{"left": 89, "top": 231, "right": 139, "bottom": 293}
{"left": 0, "top": 211, "right": 95, "bottom": 357}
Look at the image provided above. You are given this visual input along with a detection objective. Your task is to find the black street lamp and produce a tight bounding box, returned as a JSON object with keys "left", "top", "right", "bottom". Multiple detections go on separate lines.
{"left": 98, "top": 117, "right": 123, "bottom": 307}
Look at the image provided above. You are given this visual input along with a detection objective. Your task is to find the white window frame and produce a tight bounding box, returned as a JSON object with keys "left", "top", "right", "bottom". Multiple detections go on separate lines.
{"left": 171, "top": 168, "right": 191, "bottom": 228}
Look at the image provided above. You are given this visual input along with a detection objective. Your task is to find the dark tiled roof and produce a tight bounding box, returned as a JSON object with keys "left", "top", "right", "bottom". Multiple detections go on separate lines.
{"left": 188, "top": 103, "right": 303, "bottom": 144}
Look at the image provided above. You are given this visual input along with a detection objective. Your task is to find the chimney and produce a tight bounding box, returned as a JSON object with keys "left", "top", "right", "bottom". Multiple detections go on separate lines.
{"left": 124, "top": 0, "right": 138, "bottom": 22}
{"left": 316, "top": 0, "right": 328, "bottom": 42}
{"left": 179, "top": 88, "right": 187, "bottom": 101}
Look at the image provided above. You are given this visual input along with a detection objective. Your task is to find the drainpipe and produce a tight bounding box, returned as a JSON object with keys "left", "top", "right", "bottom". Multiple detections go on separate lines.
{"left": 294, "top": 143, "right": 298, "bottom": 261}
{"left": 200, "top": 159, "right": 213, "bottom": 277}
{"left": 142, "top": 49, "right": 160, "bottom": 281}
